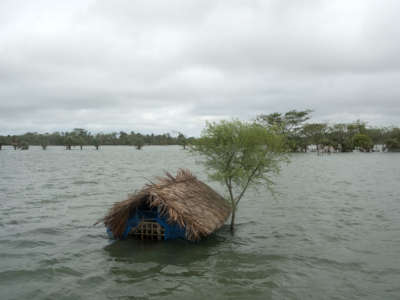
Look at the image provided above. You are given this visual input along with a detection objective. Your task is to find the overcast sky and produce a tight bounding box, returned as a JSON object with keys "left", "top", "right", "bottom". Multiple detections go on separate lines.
{"left": 1, "top": 0, "right": 399, "bottom": 136}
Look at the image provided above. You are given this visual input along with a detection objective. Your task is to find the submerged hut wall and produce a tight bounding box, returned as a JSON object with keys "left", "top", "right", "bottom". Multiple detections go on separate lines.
{"left": 101, "top": 169, "right": 231, "bottom": 241}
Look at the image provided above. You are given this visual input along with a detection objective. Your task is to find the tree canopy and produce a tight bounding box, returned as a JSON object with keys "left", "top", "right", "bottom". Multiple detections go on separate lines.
{"left": 353, "top": 134, "right": 373, "bottom": 152}
{"left": 191, "top": 120, "right": 288, "bottom": 230}
{"left": 256, "top": 109, "right": 313, "bottom": 151}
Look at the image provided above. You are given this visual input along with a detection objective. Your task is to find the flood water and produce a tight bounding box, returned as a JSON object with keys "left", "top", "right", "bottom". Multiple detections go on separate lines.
{"left": 0, "top": 146, "right": 399, "bottom": 300}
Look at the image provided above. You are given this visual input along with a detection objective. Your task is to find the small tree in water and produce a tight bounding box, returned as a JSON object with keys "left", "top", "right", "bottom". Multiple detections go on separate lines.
{"left": 18, "top": 141, "right": 29, "bottom": 150}
{"left": 77, "top": 137, "right": 84, "bottom": 150}
{"left": 177, "top": 133, "right": 187, "bottom": 149}
{"left": 191, "top": 120, "right": 288, "bottom": 231}
{"left": 134, "top": 137, "right": 145, "bottom": 150}
{"left": 65, "top": 136, "right": 74, "bottom": 150}
{"left": 11, "top": 136, "right": 18, "bottom": 150}
{"left": 353, "top": 134, "right": 373, "bottom": 152}
{"left": 93, "top": 138, "right": 100, "bottom": 150}
{"left": 40, "top": 137, "right": 49, "bottom": 150}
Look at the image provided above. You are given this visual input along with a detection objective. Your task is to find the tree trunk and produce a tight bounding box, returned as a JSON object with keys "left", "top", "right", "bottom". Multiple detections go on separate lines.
{"left": 95, "top": 145, "right": 99, "bottom": 150}
{"left": 80, "top": 145, "right": 83, "bottom": 150}
{"left": 230, "top": 209, "right": 236, "bottom": 232}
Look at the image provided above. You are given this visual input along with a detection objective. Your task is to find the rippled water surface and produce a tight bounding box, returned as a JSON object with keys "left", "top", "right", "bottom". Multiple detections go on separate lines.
{"left": 0, "top": 146, "right": 399, "bottom": 299}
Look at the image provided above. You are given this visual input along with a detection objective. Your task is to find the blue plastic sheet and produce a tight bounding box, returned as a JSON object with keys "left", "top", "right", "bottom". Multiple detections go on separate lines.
{"left": 108, "top": 207, "right": 186, "bottom": 240}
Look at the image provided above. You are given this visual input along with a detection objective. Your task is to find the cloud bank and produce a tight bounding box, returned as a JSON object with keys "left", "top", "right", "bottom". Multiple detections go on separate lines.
{"left": 1, "top": 0, "right": 399, "bottom": 135}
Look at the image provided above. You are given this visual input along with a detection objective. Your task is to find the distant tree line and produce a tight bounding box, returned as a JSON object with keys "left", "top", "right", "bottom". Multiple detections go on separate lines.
{"left": 1, "top": 111, "right": 399, "bottom": 152}
{"left": 256, "top": 110, "right": 400, "bottom": 152}
{"left": 0, "top": 128, "right": 192, "bottom": 150}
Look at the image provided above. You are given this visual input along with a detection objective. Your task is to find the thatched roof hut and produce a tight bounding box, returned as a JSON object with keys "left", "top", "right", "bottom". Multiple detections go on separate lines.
{"left": 101, "top": 169, "right": 231, "bottom": 241}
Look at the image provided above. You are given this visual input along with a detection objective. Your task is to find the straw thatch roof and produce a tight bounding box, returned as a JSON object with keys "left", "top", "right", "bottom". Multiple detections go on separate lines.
{"left": 102, "top": 169, "right": 231, "bottom": 241}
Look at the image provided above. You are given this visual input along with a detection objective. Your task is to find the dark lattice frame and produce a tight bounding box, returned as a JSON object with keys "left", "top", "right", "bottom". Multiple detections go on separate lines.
{"left": 130, "top": 220, "right": 165, "bottom": 240}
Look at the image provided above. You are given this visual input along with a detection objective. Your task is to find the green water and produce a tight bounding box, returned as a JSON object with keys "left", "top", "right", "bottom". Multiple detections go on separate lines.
{"left": 0, "top": 146, "right": 399, "bottom": 299}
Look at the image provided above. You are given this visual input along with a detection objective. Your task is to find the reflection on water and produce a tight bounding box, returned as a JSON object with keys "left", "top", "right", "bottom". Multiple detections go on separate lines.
{"left": 0, "top": 146, "right": 400, "bottom": 299}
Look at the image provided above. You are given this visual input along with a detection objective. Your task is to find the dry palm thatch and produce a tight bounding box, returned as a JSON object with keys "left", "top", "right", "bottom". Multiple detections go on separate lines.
{"left": 101, "top": 169, "right": 231, "bottom": 241}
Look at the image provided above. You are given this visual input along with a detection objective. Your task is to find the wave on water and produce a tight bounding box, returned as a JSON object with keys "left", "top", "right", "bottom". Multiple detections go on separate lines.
{"left": 72, "top": 180, "right": 99, "bottom": 185}
{"left": 9, "top": 239, "right": 56, "bottom": 249}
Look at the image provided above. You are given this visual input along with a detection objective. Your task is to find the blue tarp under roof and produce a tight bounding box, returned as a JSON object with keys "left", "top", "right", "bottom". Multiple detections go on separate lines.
{"left": 107, "top": 206, "right": 186, "bottom": 240}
